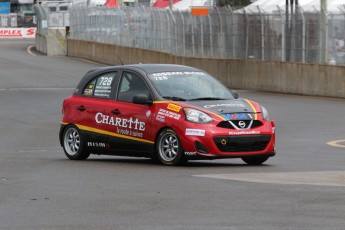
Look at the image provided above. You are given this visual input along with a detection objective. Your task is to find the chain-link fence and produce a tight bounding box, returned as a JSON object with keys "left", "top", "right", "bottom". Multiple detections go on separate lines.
{"left": 0, "top": 13, "right": 36, "bottom": 28}
{"left": 38, "top": 5, "right": 345, "bottom": 65}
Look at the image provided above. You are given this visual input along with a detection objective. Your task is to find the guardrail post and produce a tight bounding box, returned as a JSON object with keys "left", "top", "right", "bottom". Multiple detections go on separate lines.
{"left": 320, "top": 0, "right": 328, "bottom": 64}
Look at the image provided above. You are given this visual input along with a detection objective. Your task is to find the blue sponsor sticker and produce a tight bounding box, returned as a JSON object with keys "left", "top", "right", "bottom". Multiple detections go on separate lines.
{"left": 222, "top": 113, "right": 253, "bottom": 120}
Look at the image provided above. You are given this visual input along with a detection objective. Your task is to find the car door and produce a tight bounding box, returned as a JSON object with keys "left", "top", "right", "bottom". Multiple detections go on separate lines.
{"left": 76, "top": 71, "right": 117, "bottom": 151}
{"left": 104, "top": 71, "right": 154, "bottom": 155}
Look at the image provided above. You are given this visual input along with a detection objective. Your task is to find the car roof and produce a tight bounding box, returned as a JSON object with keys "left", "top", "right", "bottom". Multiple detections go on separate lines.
{"left": 75, "top": 64, "right": 203, "bottom": 96}
{"left": 128, "top": 64, "right": 201, "bottom": 74}
{"left": 90, "top": 64, "right": 202, "bottom": 74}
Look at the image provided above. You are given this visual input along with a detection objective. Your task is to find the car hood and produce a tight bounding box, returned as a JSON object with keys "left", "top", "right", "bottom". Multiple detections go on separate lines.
{"left": 181, "top": 98, "right": 259, "bottom": 118}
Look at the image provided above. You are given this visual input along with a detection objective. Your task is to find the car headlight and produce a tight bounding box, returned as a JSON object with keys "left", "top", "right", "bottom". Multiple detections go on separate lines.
{"left": 183, "top": 108, "right": 213, "bottom": 124}
{"left": 261, "top": 106, "right": 269, "bottom": 120}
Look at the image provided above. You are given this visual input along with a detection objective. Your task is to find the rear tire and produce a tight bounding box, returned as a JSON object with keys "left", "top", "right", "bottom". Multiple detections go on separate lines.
{"left": 155, "top": 129, "right": 185, "bottom": 166}
{"left": 242, "top": 155, "right": 269, "bottom": 165}
{"left": 62, "top": 125, "right": 90, "bottom": 160}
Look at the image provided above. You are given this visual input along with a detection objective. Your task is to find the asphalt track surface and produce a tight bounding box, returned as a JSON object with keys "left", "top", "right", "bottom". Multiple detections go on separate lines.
{"left": 0, "top": 40, "right": 345, "bottom": 230}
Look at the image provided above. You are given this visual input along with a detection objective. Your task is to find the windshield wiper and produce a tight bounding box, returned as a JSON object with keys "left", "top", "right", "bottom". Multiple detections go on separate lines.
{"left": 189, "top": 97, "right": 226, "bottom": 101}
{"left": 162, "top": 96, "right": 187, "bottom": 101}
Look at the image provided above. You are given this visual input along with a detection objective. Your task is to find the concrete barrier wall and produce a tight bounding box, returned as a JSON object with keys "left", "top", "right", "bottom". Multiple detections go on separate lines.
{"left": 35, "top": 29, "right": 66, "bottom": 56}
{"left": 35, "top": 33, "right": 47, "bottom": 54}
{"left": 67, "top": 39, "right": 345, "bottom": 99}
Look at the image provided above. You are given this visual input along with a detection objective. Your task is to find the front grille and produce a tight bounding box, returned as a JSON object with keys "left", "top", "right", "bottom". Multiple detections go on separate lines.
{"left": 217, "top": 120, "right": 263, "bottom": 129}
{"left": 214, "top": 135, "right": 271, "bottom": 152}
{"left": 217, "top": 121, "right": 233, "bottom": 129}
{"left": 251, "top": 120, "right": 263, "bottom": 128}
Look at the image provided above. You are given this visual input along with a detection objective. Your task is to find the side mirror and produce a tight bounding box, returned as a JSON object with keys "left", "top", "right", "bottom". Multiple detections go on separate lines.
{"left": 133, "top": 94, "right": 152, "bottom": 105}
{"left": 232, "top": 91, "right": 239, "bottom": 99}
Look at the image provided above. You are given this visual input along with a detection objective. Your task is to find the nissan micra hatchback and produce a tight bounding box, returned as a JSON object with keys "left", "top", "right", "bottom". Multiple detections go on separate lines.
{"left": 59, "top": 64, "right": 276, "bottom": 165}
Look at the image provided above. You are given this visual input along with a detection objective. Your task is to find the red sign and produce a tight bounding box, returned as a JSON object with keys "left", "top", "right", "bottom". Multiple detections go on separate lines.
{"left": 0, "top": 28, "right": 36, "bottom": 38}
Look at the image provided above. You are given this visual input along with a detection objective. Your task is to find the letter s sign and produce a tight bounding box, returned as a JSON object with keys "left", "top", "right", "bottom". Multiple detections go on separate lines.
{"left": 26, "top": 28, "right": 35, "bottom": 36}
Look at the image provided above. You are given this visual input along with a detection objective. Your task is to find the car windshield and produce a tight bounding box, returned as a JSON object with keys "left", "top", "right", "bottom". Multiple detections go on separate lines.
{"left": 148, "top": 71, "right": 234, "bottom": 101}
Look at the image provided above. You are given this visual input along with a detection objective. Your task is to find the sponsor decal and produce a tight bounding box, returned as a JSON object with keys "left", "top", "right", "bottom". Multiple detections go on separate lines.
{"left": 185, "top": 151, "right": 197, "bottom": 156}
{"left": 152, "top": 72, "right": 183, "bottom": 77}
{"left": 183, "top": 71, "right": 206, "bottom": 75}
{"left": 95, "top": 112, "right": 145, "bottom": 130}
{"left": 95, "top": 112, "right": 145, "bottom": 138}
{"left": 156, "top": 115, "right": 165, "bottom": 122}
{"left": 146, "top": 110, "right": 151, "bottom": 117}
{"left": 0, "top": 28, "right": 36, "bottom": 39}
{"left": 152, "top": 76, "right": 169, "bottom": 81}
{"left": 94, "top": 90, "right": 111, "bottom": 97}
{"left": 222, "top": 113, "right": 253, "bottom": 120}
{"left": 228, "top": 131, "right": 261, "bottom": 136}
{"left": 204, "top": 103, "right": 246, "bottom": 109}
{"left": 87, "top": 142, "right": 109, "bottom": 148}
{"left": 83, "top": 88, "right": 93, "bottom": 96}
{"left": 116, "top": 127, "right": 143, "bottom": 138}
{"left": 151, "top": 71, "right": 206, "bottom": 78}
{"left": 158, "top": 108, "right": 181, "bottom": 120}
{"left": 94, "top": 76, "right": 113, "bottom": 98}
{"left": 185, "top": 129, "right": 206, "bottom": 136}
{"left": 156, "top": 116, "right": 165, "bottom": 122}
{"left": 167, "top": 103, "right": 181, "bottom": 112}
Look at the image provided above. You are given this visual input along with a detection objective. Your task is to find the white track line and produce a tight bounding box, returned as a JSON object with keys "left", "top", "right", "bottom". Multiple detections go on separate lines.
{"left": 194, "top": 171, "right": 345, "bottom": 187}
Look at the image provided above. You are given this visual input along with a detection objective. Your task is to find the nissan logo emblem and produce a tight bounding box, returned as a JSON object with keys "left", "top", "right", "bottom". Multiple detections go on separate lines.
{"left": 238, "top": 121, "right": 246, "bottom": 128}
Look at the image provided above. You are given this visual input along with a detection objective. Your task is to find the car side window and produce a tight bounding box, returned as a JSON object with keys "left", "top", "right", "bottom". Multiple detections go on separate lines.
{"left": 117, "top": 72, "right": 150, "bottom": 103}
{"left": 83, "top": 72, "right": 116, "bottom": 99}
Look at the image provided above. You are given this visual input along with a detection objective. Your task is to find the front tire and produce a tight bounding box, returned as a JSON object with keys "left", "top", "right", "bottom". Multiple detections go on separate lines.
{"left": 155, "top": 129, "right": 185, "bottom": 165}
{"left": 62, "top": 125, "right": 90, "bottom": 160}
{"left": 242, "top": 155, "right": 269, "bottom": 165}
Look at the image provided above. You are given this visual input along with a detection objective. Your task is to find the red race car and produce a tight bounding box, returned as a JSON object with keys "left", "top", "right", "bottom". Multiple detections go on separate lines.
{"left": 59, "top": 64, "right": 276, "bottom": 165}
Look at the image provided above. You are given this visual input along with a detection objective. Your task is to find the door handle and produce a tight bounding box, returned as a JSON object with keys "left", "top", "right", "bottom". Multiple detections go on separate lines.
{"left": 77, "top": 105, "right": 86, "bottom": 111}
{"left": 111, "top": 109, "right": 121, "bottom": 115}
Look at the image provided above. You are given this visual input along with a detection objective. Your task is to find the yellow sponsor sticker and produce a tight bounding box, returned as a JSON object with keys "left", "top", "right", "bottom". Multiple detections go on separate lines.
{"left": 167, "top": 103, "right": 181, "bottom": 112}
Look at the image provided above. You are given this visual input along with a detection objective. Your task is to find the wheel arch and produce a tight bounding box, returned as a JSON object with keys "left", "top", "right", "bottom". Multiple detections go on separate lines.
{"left": 59, "top": 123, "right": 85, "bottom": 148}
{"left": 154, "top": 126, "right": 186, "bottom": 165}
{"left": 59, "top": 123, "right": 70, "bottom": 147}
{"left": 61, "top": 123, "right": 90, "bottom": 160}
{"left": 154, "top": 126, "right": 186, "bottom": 150}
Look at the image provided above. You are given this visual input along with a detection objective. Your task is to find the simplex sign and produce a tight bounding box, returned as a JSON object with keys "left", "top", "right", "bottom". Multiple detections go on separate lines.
{"left": 0, "top": 28, "right": 36, "bottom": 38}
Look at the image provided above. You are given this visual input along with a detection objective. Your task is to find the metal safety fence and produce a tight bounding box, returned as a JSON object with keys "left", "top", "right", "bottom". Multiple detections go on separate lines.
{"left": 0, "top": 13, "right": 36, "bottom": 28}
{"left": 39, "top": 5, "right": 345, "bottom": 65}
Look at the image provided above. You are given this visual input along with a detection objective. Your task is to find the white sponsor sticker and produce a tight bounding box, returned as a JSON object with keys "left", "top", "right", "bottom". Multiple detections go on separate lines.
{"left": 185, "top": 129, "right": 206, "bottom": 136}
{"left": 185, "top": 152, "right": 197, "bottom": 156}
{"left": 228, "top": 131, "right": 260, "bottom": 136}
{"left": 158, "top": 108, "right": 181, "bottom": 120}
